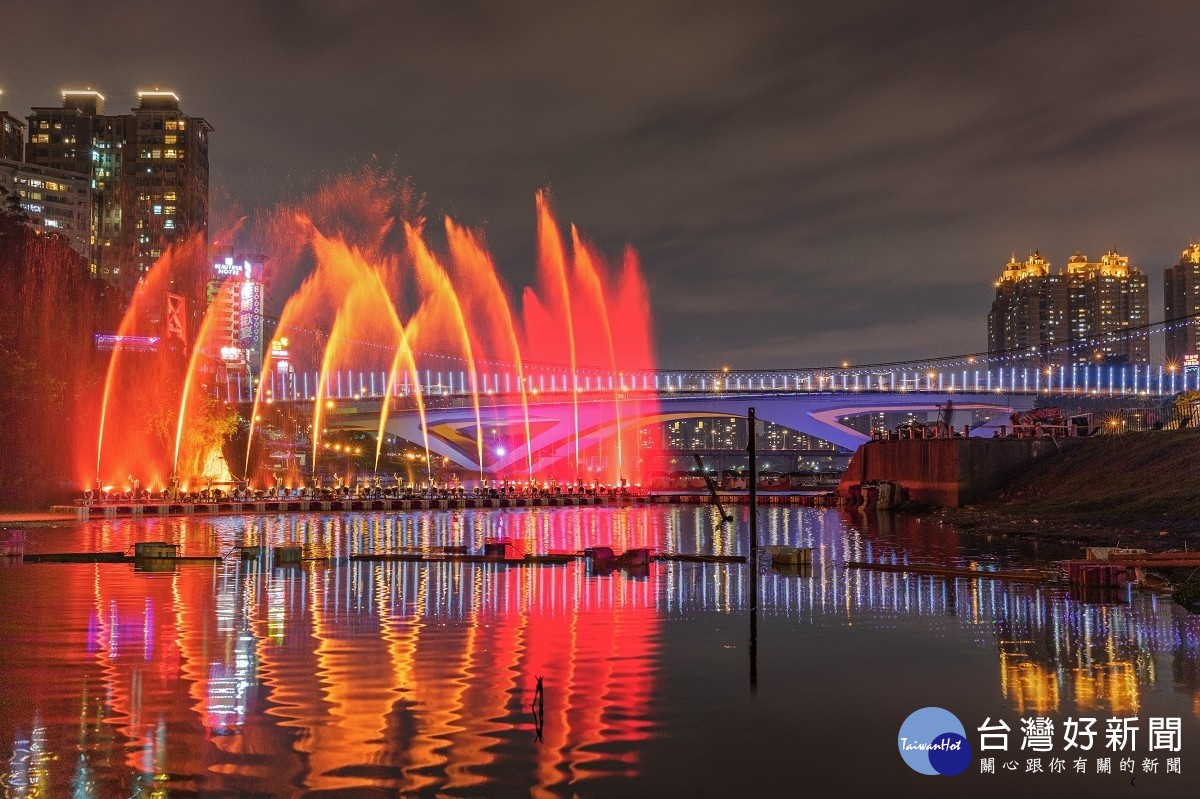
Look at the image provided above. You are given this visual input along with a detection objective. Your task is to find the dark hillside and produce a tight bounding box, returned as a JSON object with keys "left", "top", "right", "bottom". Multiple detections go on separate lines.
{"left": 945, "top": 429, "right": 1200, "bottom": 544}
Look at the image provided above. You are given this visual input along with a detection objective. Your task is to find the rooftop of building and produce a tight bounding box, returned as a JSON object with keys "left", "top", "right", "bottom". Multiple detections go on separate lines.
{"left": 136, "top": 90, "right": 180, "bottom": 110}
{"left": 997, "top": 250, "right": 1051, "bottom": 284}
{"left": 999, "top": 248, "right": 1144, "bottom": 283}
{"left": 61, "top": 89, "right": 105, "bottom": 115}
{"left": 23, "top": 89, "right": 212, "bottom": 129}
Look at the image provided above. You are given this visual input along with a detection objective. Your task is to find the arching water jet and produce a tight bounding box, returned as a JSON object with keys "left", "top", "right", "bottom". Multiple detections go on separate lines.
{"left": 572, "top": 227, "right": 624, "bottom": 482}
{"left": 173, "top": 279, "right": 236, "bottom": 480}
{"left": 407, "top": 221, "right": 487, "bottom": 483}
{"left": 533, "top": 191, "right": 581, "bottom": 480}
{"left": 445, "top": 219, "right": 536, "bottom": 482}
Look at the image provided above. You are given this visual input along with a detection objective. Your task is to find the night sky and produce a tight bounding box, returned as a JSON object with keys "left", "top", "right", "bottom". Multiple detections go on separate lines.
{"left": 6, "top": 0, "right": 1200, "bottom": 368}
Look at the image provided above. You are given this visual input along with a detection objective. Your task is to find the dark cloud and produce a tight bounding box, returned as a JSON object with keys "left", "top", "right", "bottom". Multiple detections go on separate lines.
{"left": 6, "top": 0, "right": 1200, "bottom": 367}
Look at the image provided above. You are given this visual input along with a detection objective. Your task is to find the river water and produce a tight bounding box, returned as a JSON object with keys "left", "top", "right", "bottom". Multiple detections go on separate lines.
{"left": 1, "top": 505, "right": 1197, "bottom": 797}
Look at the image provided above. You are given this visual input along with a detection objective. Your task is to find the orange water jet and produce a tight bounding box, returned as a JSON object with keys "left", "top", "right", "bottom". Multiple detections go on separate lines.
{"left": 444, "top": 219, "right": 535, "bottom": 482}
{"left": 407, "top": 221, "right": 486, "bottom": 481}
{"left": 173, "top": 279, "right": 235, "bottom": 478}
{"left": 572, "top": 226, "right": 624, "bottom": 478}
{"left": 531, "top": 191, "right": 581, "bottom": 479}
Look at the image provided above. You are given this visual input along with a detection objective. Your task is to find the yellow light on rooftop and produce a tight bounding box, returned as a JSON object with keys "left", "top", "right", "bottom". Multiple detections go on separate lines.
{"left": 62, "top": 88, "right": 106, "bottom": 100}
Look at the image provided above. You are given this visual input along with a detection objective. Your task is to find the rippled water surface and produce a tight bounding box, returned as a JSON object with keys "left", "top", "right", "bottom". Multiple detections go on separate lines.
{"left": 2, "top": 506, "right": 1198, "bottom": 797}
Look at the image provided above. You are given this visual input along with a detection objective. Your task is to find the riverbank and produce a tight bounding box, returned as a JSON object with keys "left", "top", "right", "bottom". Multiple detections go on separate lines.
{"left": 0, "top": 512, "right": 78, "bottom": 528}
{"left": 928, "top": 428, "right": 1200, "bottom": 549}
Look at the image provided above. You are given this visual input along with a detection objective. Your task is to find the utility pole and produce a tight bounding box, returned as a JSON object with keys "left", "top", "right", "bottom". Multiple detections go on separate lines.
{"left": 748, "top": 406, "right": 758, "bottom": 693}
{"left": 748, "top": 406, "right": 758, "bottom": 562}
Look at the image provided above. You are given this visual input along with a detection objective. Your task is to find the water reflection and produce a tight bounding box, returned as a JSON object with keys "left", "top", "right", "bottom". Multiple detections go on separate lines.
{"left": 2, "top": 506, "right": 1199, "bottom": 795}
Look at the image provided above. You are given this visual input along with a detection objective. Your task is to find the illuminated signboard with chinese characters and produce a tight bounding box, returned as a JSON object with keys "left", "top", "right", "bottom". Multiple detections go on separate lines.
{"left": 238, "top": 281, "right": 262, "bottom": 354}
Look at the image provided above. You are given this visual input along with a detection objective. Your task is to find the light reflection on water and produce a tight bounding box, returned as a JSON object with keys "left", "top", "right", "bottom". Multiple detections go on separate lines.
{"left": 1, "top": 506, "right": 1198, "bottom": 797}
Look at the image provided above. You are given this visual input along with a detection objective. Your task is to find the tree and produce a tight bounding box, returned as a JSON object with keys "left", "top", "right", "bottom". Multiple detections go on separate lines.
{"left": 0, "top": 215, "right": 119, "bottom": 507}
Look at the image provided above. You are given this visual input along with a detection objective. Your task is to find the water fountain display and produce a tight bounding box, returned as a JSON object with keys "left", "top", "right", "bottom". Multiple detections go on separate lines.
{"left": 91, "top": 172, "right": 658, "bottom": 497}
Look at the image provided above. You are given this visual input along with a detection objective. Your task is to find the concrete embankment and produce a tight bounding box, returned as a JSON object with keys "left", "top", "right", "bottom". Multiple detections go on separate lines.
{"left": 837, "top": 436, "right": 1082, "bottom": 507}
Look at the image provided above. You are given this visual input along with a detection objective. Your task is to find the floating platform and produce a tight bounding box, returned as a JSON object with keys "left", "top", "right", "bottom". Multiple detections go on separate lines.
{"left": 1103, "top": 551, "right": 1200, "bottom": 568}
{"left": 1061, "top": 561, "right": 1128, "bottom": 587}
{"left": 350, "top": 548, "right": 747, "bottom": 565}
{"left": 763, "top": 545, "right": 813, "bottom": 566}
{"left": 845, "top": 560, "right": 1051, "bottom": 583}
{"left": 654, "top": 493, "right": 841, "bottom": 507}
{"left": 656, "top": 552, "right": 747, "bottom": 564}
{"left": 22, "top": 552, "right": 222, "bottom": 564}
{"left": 351, "top": 552, "right": 577, "bottom": 565}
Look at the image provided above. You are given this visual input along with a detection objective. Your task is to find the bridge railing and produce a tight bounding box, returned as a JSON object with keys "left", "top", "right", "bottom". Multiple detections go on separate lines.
{"left": 222, "top": 362, "right": 1199, "bottom": 404}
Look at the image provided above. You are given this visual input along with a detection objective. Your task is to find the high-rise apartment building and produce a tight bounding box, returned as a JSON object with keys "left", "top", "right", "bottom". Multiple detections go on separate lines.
{"left": 26, "top": 90, "right": 112, "bottom": 175}
{"left": 1065, "top": 250, "right": 1149, "bottom": 366}
{"left": 121, "top": 92, "right": 213, "bottom": 291}
{"left": 25, "top": 90, "right": 125, "bottom": 279}
{"left": 987, "top": 252, "right": 1068, "bottom": 369}
{"left": 1164, "top": 242, "right": 1200, "bottom": 364}
{"left": 989, "top": 249, "right": 1148, "bottom": 368}
{"left": 24, "top": 89, "right": 212, "bottom": 299}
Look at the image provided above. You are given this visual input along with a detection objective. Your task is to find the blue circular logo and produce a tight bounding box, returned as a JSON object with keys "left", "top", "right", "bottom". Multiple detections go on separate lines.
{"left": 898, "top": 707, "right": 972, "bottom": 776}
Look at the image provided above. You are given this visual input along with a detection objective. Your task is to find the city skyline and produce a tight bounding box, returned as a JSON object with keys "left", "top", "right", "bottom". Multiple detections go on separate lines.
{"left": 7, "top": 2, "right": 1200, "bottom": 369}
